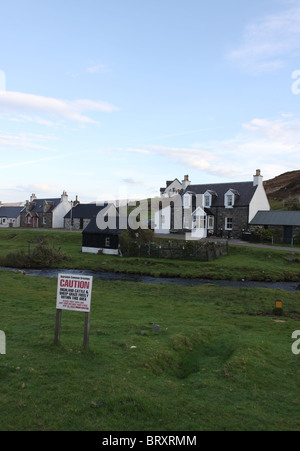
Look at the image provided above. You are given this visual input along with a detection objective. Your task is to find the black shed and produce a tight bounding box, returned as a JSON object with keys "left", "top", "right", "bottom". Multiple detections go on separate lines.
{"left": 82, "top": 217, "right": 120, "bottom": 255}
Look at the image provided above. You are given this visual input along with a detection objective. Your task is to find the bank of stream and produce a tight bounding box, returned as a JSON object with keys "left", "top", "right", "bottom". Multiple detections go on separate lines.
{"left": 1, "top": 266, "right": 299, "bottom": 292}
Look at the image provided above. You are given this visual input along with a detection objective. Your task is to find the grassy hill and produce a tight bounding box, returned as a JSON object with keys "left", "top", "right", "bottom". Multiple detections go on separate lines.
{"left": 264, "top": 170, "right": 300, "bottom": 210}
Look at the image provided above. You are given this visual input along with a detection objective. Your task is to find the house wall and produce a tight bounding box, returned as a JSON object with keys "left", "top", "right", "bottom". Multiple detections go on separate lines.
{"left": 154, "top": 205, "right": 171, "bottom": 234}
{"left": 249, "top": 184, "right": 270, "bottom": 222}
{"left": 0, "top": 216, "right": 20, "bottom": 228}
{"left": 53, "top": 198, "right": 72, "bottom": 228}
{"left": 40, "top": 213, "right": 53, "bottom": 228}
{"left": 210, "top": 206, "right": 250, "bottom": 238}
{"left": 161, "top": 180, "right": 182, "bottom": 198}
{"left": 65, "top": 218, "right": 91, "bottom": 230}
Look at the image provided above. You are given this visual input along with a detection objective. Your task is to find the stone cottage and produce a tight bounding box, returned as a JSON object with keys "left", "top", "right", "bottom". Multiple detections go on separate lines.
{"left": 20, "top": 192, "right": 72, "bottom": 228}
{"left": 155, "top": 170, "right": 270, "bottom": 239}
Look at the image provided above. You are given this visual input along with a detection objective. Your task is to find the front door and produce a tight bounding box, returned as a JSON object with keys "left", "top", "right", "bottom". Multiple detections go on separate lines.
{"left": 283, "top": 226, "right": 293, "bottom": 244}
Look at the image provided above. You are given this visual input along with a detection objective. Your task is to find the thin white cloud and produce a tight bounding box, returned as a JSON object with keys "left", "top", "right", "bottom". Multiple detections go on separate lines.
{"left": 115, "top": 115, "right": 300, "bottom": 181}
{"left": 0, "top": 153, "right": 69, "bottom": 170}
{"left": 122, "top": 178, "right": 144, "bottom": 186}
{"left": 114, "top": 147, "right": 152, "bottom": 155}
{"left": 0, "top": 131, "right": 57, "bottom": 152}
{"left": 228, "top": 4, "right": 300, "bottom": 72}
{"left": 0, "top": 91, "right": 119, "bottom": 125}
{"left": 87, "top": 62, "right": 110, "bottom": 74}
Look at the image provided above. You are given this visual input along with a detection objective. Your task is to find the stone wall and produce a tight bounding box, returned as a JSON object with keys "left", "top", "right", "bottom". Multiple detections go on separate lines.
{"left": 122, "top": 239, "right": 228, "bottom": 261}
{"left": 210, "top": 206, "right": 249, "bottom": 239}
{"left": 64, "top": 218, "right": 91, "bottom": 230}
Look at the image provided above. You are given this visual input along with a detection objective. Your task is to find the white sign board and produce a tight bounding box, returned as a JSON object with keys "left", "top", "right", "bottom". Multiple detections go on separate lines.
{"left": 56, "top": 274, "right": 93, "bottom": 312}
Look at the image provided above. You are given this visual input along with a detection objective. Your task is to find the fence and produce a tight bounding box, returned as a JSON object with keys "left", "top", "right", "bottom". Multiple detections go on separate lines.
{"left": 121, "top": 239, "right": 228, "bottom": 261}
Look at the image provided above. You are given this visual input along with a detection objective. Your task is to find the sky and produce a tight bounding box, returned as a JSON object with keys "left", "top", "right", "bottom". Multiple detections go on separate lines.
{"left": 1, "top": 0, "right": 300, "bottom": 204}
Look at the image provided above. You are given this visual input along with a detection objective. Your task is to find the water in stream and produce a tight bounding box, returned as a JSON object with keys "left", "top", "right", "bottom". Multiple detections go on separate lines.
{"left": 1, "top": 266, "right": 299, "bottom": 292}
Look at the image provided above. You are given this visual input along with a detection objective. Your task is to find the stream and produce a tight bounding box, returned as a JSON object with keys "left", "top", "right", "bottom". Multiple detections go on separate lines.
{"left": 1, "top": 266, "right": 299, "bottom": 292}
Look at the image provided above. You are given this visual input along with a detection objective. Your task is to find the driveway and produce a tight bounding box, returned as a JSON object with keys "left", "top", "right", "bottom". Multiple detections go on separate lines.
{"left": 155, "top": 233, "right": 300, "bottom": 252}
{"left": 229, "top": 239, "right": 300, "bottom": 252}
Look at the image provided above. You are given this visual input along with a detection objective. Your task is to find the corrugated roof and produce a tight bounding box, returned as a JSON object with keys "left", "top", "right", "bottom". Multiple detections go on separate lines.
{"left": 250, "top": 210, "right": 300, "bottom": 226}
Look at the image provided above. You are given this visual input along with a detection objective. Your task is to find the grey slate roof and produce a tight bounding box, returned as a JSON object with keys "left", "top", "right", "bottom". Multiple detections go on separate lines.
{"left": 29, "top": 198, "right": 61, "bottom": 213}
{"left": 64, "top": 203, "right": 106, "bottom": 219}
{"left": 0, "top": 206, "right": 24, "bottom": 218}
{"left": 250, "top": 210, "right": 300, "bottom": 226}
{"left": 188, "top": 181, "right": 257, "bottom": 207}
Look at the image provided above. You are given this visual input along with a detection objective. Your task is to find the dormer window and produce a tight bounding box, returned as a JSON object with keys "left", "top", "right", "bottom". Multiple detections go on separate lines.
{"left": 183, "top": 193, "right": 192, "bottom": 209}
{"left": 203, "top": 190, "right": 216, "bottom": 208}
{"left": 204, "top": 194, "right": 211, "bottom": 208}
{"left": 224, "top": 189, "right": 239, "bottom": 208}
{"left": 226, "top": 194, "right": 233, "bottom": 207}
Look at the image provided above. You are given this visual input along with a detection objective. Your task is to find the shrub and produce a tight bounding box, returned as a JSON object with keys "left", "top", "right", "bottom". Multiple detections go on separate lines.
{"left": 0, "top": 239, "right": 70, "bottom": 269}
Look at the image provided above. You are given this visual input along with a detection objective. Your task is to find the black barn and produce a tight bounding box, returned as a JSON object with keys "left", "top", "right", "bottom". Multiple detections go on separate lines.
{"left": 82, "top": 217, "right": 120, "bottom": 255}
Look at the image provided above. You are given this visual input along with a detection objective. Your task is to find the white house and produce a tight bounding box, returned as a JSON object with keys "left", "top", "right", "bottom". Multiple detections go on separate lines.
{"left": 155, "top": 170, "right": 270, "bottom": 239}
{"left": 0, "top": 206, "right": 24, "bottom": 228}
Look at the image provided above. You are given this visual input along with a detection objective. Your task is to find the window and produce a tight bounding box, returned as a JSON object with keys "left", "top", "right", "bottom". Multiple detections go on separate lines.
{"left": 204, "top": 195, "right": 211, "bottom": 207}
{"left": 200, "top": 216, "right": 206, "bottom": 229}
{"left": 43, "top": 216, "right": 47, "bottom": 225}
{"left": 224, "top": 190, "right": 235, "bottom": 208}
{"left": 183, "top": 193, "right": 191, "bottom": 208}
{"left": 225, "top": 217, "right": 233, "bottom": 230}
{"left": 226, "top": 195, "right": 233, "bottom": 207}
{"left": 208, "top": 216, "right": 214, "bottom": 229}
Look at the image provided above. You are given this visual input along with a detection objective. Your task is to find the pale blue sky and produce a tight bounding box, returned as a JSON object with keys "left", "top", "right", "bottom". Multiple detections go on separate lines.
{"left": 0, "top": 0, "right": 300, "bottom": 203}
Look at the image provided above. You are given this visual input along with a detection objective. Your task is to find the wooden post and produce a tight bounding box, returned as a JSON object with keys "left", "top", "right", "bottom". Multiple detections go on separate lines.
{"left": 83, "top": 312, "right": 90, "bottom": 349}
{"left": 54, "top": 309, "right": 62, "bottom": 345}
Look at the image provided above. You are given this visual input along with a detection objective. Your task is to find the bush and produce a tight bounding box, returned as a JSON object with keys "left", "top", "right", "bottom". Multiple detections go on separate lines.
{"left": 251, "top": 227, "right": 281, "bottom": 243}
{"left": 0, "top": 239, "right": 70, "bottom": 269}
{"left": 119, "top": 228, "right": 154, "bottom": 256}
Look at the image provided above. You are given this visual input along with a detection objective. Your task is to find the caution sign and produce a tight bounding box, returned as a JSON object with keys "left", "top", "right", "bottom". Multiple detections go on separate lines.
{"left": 56, "top": 274, "right": 93, "bottom": 313}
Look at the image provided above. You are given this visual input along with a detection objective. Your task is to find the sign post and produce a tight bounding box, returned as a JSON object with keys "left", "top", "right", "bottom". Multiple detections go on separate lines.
{"left": 55, "top": 274, "right": 93, "bottom": 348}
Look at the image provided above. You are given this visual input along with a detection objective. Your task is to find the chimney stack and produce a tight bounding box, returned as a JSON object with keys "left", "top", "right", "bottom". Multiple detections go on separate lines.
{"left": 253, "top": 169, "right": 263, "bottom": 186}
{"left": 61, "top": 191, "right": 68, "bottom": 201}
{"left": 182, "top": 175, "right": 191, "bottom": 191}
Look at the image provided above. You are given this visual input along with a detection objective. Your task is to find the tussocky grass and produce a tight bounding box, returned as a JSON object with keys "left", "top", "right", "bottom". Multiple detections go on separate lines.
{"left": 0, "top": 270, "right": 300, "bottom": 430}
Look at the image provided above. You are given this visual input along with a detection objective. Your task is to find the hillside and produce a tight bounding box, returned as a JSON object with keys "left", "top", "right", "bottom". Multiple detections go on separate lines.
{"left": 264, "top": 170, "right": 300, "bottom": 208}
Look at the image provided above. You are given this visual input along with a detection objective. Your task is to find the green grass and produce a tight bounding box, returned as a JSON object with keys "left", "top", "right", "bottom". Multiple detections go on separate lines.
{"left": 1, "top": 230, "right": 300, "bottom": 430}
{"left": 0, "top": 229, "right": 300, "bottom": 282}
{"left": 1, "top": 270, "right": 300, "bottom": 431}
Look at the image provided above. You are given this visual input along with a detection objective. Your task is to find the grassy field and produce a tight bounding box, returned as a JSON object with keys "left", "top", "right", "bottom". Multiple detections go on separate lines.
{"left": 1, "top": 229, "right": 300, "bottom": 431}
{"left": 1, "top": 270, "right": 300, "bottom": 431}
{"left": 0, "top": 228, "right": 300, "bottom": 281}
